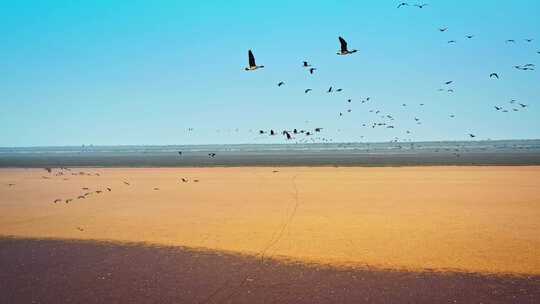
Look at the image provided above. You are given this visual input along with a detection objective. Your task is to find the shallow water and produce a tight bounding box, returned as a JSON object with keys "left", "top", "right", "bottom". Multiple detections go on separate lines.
{"left": 1, "top": 139, "right": 540, "bottom": 167}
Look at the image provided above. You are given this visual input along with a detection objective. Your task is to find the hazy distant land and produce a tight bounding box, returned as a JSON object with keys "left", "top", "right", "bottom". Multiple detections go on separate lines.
{"left": 1, "top": 139, "right": 540, "bottom": 167}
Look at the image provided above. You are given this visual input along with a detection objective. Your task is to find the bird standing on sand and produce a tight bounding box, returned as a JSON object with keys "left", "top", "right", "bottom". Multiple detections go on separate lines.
{"left": 245, "top": 50, "right": 264, "bottom": 71}
{"left": 337, "top": 37, "right": 358, "bottom": 55}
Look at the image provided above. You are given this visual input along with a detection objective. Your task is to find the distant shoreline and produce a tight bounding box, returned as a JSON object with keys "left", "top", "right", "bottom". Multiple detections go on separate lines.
{"left": 1, "top": 139, "right": 539, "bottom": 167}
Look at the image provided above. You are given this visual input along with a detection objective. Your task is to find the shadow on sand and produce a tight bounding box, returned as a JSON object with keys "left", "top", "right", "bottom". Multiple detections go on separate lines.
{"left": 1, "top": 236, "right": 539, "bottom": 304}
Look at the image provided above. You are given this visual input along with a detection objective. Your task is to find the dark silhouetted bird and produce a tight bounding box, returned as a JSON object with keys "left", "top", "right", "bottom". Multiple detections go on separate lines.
{"left": 304, "top": 88, "right": 312, "bottom": 93}
{"left": 439, "top": 27, "right": 448, "bottom": 32}
{"left": 337, "top": 36, "right": 357, "bottom": 55}
{"left": 309, "top": 68, "right": 316, "bottom": 74}
{"left": 245, "top": 50, "right": 264, "bottom": 71}
{"left": 277, "top": 81, "right": 284, "bottom": 87}
{"left": 465, "top": 35, "right": 474, "bottom": 39}
{"left": 445, "top": 81, "right": 453, "bottom": 85}
{"left": 490, "top": 73, "right": 499, "bottom": 79}
{"left": 208, "top": 153, "right": 216, "bottom": 158}
{"left": 283, "top": 131, "right": 292, "bottom": 140}
{"left": 397, "top": 2, "right": 409, "bottom": 8}
{"left": 327, "top": 86, "right": 333, "bottom": 93}
{"left": 303, "top": 61, "right": 311, "bottom": 67}
{"left": 414, "top": 3, "right": 428, "bottom": 8}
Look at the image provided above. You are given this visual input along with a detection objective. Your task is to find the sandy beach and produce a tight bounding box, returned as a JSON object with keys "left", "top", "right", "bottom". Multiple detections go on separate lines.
{"left": 1, "top": 166, "right": 540, "bottom": 276}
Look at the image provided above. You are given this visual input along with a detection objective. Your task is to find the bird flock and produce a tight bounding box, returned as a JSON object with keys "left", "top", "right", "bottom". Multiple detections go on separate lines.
{"left": 2, "top": 167, "right": 205, "bottom": 231}
{"left": 239, "top": 3, "right": 536, "bottom": 144}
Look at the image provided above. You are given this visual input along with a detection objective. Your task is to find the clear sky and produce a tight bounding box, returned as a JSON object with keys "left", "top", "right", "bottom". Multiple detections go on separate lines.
{"left": 1, "top": 0, "right": 539, "bottom": 147}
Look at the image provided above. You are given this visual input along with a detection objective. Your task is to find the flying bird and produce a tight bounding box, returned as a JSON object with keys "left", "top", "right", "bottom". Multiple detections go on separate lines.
{"left": 445, "top": 81, "right": 453, "bottom": 85}
{"left": 283, "top": 131, "right": 292, "bottom": 140}
{"left": 309, "top": 68, "right": 316, "bottom": 74}
{"left": 506, "top": 39, "right": 515, "bottom": 43}
{"left": 244, "top": 50, "right": 264, "bottom": 71}
{"left": 397, "top": 2, "right": 409, "bottom": 8}
{"left": 327, "top": 86, "right": 333, "bottom": 93}
{"left": 465, "top": 35, "right": 474, "bottom": 39}
{"left": 469, "top": 133, "right": 476, "bottom": 138}
{"left": 277, "top": 81, "right": 284, "bottom": 87}
{"left": 439, "top": 27, "right": 448, "bottom": 32}
{"left": 414, "top": 3, "right": 428, "bottom": 8}
{"left": 304, "top": 89, "right": 312, "bottom": 93}
{"left": 447, "top": 40, "right": 456, "bottom": 44}
{"left": 489, "top": 73, "right": 499, "bottom": 79}
{"left": 303, "top": 61, "right": 311, "bottom": 67}
{"left": 525, "top": 39, "right": 533, "bottom": 42}
{"left": 337, "top": 36, "right": 358, "bottom": 55}
{"left": 208, "top": 153, "right": 216, "bottom": 158}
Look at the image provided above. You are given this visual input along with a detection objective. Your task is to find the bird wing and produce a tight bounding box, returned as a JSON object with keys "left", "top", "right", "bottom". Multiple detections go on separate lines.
{"left": 339, "top": 36, "right": 348, "bottom": 52}
{"left": 248, "top": 50, "right": 256, "bottom": 67}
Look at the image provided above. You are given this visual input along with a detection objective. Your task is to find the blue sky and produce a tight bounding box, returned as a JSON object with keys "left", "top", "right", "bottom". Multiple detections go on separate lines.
{"left": 0, "top": 0, "right": 539, "bottom": 146}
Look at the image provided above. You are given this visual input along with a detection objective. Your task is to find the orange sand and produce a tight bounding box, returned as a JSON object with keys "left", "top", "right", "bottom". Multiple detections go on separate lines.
{"left": 1, "top": 167, "right": 539, "bottom": 275}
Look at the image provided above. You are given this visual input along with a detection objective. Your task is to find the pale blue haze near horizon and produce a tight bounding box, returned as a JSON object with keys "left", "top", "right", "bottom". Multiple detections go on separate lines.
{"left": 0, "top": 0, "right": 539, "bottom": 147}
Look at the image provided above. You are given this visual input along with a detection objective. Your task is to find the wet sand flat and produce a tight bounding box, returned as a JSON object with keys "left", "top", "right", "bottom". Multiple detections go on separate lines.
{"left": 1, "top": 166, "right": 540, "bottom": 275}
